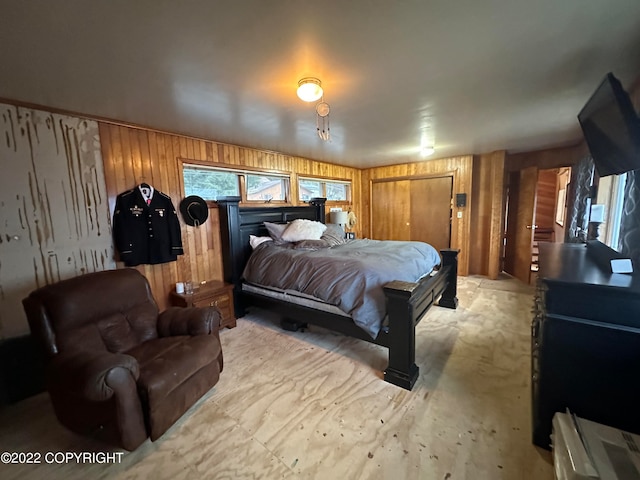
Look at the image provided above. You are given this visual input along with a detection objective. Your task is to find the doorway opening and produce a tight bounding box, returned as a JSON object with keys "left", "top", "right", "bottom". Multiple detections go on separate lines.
{"left": 503, "top": 166, "right": 571, "bottom": 284}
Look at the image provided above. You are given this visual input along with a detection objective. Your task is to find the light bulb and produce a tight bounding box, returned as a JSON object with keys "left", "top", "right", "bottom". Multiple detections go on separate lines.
{"left": 297, "top": 78, "right": 323, "bottom": 102}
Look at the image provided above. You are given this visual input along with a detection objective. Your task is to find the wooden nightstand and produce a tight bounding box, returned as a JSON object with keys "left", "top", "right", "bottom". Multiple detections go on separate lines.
{"left": 170, "top": 280, "right": 236, "bottom": 329}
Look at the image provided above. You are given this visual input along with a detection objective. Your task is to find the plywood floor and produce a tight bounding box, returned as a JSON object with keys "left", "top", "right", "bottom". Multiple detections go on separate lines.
{"left": 0, "top": 275, "right": 552, "bottom": 479}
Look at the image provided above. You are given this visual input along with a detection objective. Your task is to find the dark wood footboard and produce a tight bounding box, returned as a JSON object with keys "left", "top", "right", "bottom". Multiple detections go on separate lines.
{"left": 216, "top": 196, "right": 459, "bottom": 391}
{"left": 382, "top": 250, "right": 458, "bottom": 390}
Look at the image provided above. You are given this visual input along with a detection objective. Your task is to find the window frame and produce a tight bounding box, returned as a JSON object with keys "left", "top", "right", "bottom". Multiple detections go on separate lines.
{"left": 244, "top": 172, "right": 290, "bottom": 203}
{"left": 180, "top": 159, "right": 292, "bottom": 205}
{"left": 596, "top": 172, "right": 628, "bottom": 251}
{"left": 298, "top": 175, "right": 352, "bottom": 204}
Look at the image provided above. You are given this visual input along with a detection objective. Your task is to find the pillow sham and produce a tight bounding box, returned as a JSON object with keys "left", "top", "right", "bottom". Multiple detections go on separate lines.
{"left": 281, "top": 219, "right": 327, "bottom": 242}
{"left": 321, "top": 224, "right": 347, "bottom": 246}
{"left": 264, "top": 222, "right": 288, "bottom": 244}
{"left": 249, "top": 235, "right": 273, "bottom": 249}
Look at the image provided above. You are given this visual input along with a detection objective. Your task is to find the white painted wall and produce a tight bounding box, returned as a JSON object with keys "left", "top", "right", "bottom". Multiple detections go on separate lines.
{"left": 0, "top": 104, "right": 115, "bottom": 339}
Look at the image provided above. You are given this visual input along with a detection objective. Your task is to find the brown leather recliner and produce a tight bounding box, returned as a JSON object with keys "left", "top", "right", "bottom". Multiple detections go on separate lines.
{"left": 22, "top": 268, "right": 223, "bottom": 451}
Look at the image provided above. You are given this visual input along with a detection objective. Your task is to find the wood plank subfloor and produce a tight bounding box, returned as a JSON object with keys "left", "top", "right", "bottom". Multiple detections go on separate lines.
{"left": 0, "top": 275, "right": 552, "bottom": 479}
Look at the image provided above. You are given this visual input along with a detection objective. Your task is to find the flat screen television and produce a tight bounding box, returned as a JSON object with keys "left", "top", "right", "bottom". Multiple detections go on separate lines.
{"left": 578, "top": 72, "right": 640, "bottom": 177}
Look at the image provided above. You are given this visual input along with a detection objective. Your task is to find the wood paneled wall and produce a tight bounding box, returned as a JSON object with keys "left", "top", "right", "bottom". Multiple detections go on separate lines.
{"left": 99, "top": 123, "right": 362, "bottom": 310}
{"left": 361, "top": 156, "right": 474, "bottom": 276}
{"left": 470, "top": 151, "right": 506, "bottom": 279}
{"left": 534, "top": 169, "right": 558, "bottom": 230}
{"left": 554, "top": 168, "right": 570, "bottom": 241}
{"left": 506, "top": 143, "right": 587, "bottom": 172}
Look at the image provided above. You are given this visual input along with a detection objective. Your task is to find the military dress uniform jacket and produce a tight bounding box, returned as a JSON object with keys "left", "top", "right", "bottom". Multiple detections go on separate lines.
{"left": 113, "top": 188, "right": 184, "bottom": 266}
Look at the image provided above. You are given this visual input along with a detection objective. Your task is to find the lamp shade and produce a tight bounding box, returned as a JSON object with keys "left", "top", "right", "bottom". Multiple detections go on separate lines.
{"left": 330, "top": 211, "right": 348, "bottom": 226}
{"left": 297, "top": 77, "right": 323, "bottom": 102}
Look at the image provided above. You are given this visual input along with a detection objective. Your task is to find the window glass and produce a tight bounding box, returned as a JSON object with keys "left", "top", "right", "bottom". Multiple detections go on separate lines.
{"left": 299, "top": 178, "right": 351, "bottom": 202}
{"left": 246, "top": 174, "right": 286, "bottom": 201}
{"left": 326, "top": 182, "right": 349, "bottom": 201}
{"left": 183, "top": 166, "right": 239, "bottom": 200}
{"left": 183, "top": 164, "right": 290, "bottom": 202}
{"left": 299, "top": 179, "right": 322, "bottom": 201}
{"left": 596, "top": 172, "right": 627, "bottom": 251}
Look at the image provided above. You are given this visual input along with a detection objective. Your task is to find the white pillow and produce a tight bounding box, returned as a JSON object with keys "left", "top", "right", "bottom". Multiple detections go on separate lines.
{"left": 281, "top": 219, "right": 327, "bottom": 242}
{"left": 249, "top": 235, "right": 273, "bottom": 249}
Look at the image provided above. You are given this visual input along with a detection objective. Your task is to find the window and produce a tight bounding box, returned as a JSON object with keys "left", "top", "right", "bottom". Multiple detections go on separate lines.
{"left": 246, "top": 174, "right": 287, "bottom": 201}
{"left": 326, "top": 182, "right": 349, "bottom": 201}
{"left": 595, "top": 172, "right": 627, "bottom": 251}
{"left": 183, "top": 165, "right": 239, "bottom": 199}
{"left": 182, "top": 163, "right": 290, "bottom": 203}
{"left": 299, "top": 179, "right": 322, "bottom": 200}
{"left": 299, "top": 177, "right": 351, "bottom": 202}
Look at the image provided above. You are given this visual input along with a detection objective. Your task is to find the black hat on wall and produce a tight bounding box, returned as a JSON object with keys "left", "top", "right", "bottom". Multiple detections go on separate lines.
{"left": 180, "top": 196, "right": 209, "bottom": 227}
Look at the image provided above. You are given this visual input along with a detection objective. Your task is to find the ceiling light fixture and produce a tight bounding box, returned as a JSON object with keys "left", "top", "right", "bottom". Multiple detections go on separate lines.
{"left": 297, "top": 77, "right": 331, "bottom": 142}
{"left": 297, "top": 77, "right": 323, "bottom": 102}
{"left": 421, "top": 145, "right": 435, "bottom": 157}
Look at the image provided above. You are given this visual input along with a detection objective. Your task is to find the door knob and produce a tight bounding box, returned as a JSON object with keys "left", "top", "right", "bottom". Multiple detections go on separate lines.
{"left": 526, "top": 225, "right": 538, "bottom": 230}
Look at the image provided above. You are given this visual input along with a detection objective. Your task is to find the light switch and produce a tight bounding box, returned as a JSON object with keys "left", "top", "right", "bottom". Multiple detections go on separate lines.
{"left": 457, "top": 211, "right": 463, "bottom": 218}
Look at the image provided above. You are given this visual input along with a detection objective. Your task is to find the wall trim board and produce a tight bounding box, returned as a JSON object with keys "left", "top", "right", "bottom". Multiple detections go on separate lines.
{"left": 179, "top": 157, "right": 295, "bottom": 177}
{"left": 369, "top": 171, "right": 458, "bottom": 184}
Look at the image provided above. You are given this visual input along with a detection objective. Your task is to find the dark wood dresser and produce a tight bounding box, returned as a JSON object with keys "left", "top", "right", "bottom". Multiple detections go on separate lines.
{"left": 531, "top": 242, "right": 640, "bottom": 449}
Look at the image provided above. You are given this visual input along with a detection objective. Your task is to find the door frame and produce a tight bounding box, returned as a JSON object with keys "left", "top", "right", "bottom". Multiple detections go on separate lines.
{"left": 503, "top": 167, "right": 538, "bottom": 283}
{"left": 503, "top": 166, "right": 572, "bottom": 283}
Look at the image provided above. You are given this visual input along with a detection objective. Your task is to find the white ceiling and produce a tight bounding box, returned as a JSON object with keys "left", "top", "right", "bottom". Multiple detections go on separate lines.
{"left": 2, "top": 1, "right": 640, "bottom": 168}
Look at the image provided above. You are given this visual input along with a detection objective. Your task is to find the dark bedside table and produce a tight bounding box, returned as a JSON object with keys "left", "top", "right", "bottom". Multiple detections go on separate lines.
{"left": 170, "top": 280, "right": 236, "bottom": 329}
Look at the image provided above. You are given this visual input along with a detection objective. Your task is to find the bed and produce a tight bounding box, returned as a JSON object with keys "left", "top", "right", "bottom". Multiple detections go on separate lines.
{"left": 217, "top": 197, "right": 459, "bottom": 390}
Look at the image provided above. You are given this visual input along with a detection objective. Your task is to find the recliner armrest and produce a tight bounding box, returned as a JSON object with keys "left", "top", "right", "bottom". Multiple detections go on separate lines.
{"left": 47, "top": 350, "right": 139, "bottom": 402}
{"left": 157, "top": 306, "right": 222, "bottom": 337}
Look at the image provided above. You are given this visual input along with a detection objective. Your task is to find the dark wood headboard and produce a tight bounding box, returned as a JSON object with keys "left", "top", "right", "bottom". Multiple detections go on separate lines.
{"left": 216, "top": 196, "right": 326, "bottom": 315}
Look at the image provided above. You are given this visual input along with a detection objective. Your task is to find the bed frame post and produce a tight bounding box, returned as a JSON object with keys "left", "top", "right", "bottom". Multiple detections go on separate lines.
{"left": 216, "top": 196, "right": 245, "bottom": 317}
{"left": 308, "top": 197, "right": 326, "bottom": 223}
{"left": 383, "top": 282, "right": 419, "bottom": 390}
{"left": 439, "top": 249, "right": 459, "bottom": 309}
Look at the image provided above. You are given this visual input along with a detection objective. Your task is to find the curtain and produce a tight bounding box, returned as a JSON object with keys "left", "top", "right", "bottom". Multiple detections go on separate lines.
{"left": 618, "top": 169, "right": 640, "bottom": 264}
{"left": 564, "top": 155, "right": 595, "bottom": 243}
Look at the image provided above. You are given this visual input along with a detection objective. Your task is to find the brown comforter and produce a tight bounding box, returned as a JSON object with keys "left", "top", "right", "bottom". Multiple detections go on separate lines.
{"left": 242, "top": 239, "right": 441, "bottom": 338}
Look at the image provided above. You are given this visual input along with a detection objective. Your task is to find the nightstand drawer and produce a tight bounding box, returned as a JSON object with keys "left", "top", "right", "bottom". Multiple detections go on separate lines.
{"left": 193, "top": 293, "right": 234, "bottom": 328}
{"left": 170, "top": 280, "right": 236, "bottom": 329}
{"left": 193, "top": 293, "right": 230, "bottom": 310}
